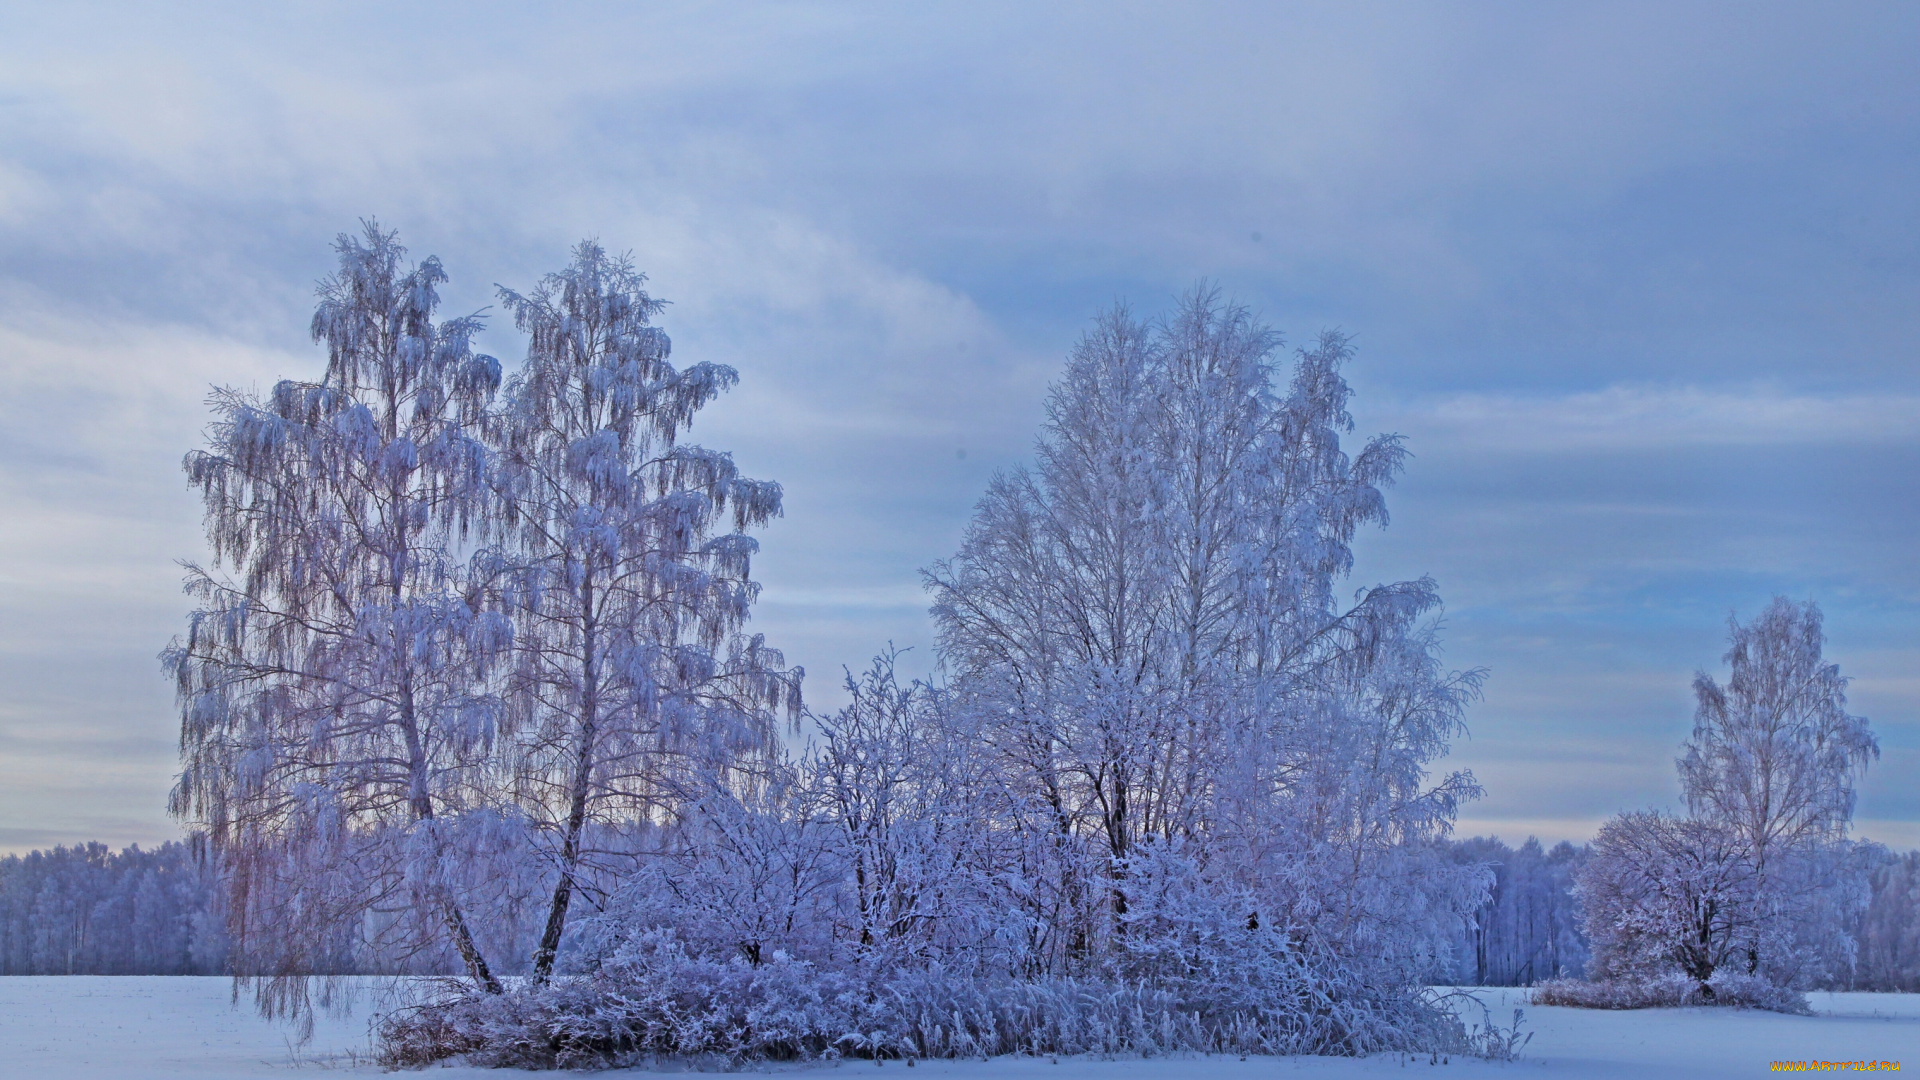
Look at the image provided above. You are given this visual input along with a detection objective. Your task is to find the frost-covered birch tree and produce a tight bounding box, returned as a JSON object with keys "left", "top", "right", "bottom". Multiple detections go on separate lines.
{"left": 1678, "top": 598, "right": 1878, "bottom": 983}
{"left": 168, "top": 223, "right": 509, "bottom": 998}
{"left": 1570, "top": 598, "right": 1879, "bottom": 1001}
{"left": 925, "top": 289, "right": 1483, "bottom": 978}
{"left": 488, "top": 242, "right": 799, "bottom": 980}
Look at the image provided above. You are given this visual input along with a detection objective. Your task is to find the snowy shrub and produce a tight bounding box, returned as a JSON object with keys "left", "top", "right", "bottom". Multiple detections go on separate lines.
{"left": 1529, "top": 971, "right": 1808, "bottom": 1014}
{"left": 379, "top": 929, "right": 1478, "bottom": 1068}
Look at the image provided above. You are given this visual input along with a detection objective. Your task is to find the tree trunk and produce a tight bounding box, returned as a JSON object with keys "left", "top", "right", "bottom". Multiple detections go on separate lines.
{"left": 401, "top": 681, "right": 502, "bottom": 994}
{"left": 531, "top": 593, "right": 598, "bottom": 983}
{"left": 444, "top": 900, "right": 503, "bottom": 993}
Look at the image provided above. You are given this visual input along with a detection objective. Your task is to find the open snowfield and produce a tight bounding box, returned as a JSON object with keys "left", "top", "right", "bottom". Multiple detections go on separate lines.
{"left": 0, "top": 979, "right": 1912, "bottom": 1079}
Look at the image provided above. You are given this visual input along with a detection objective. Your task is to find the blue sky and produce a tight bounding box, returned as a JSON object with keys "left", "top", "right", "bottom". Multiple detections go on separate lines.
{"left": 0, "top": 2, "right": 1915, "bottom": 853}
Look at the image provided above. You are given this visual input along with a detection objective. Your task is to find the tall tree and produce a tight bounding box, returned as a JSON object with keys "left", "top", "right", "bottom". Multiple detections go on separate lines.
{"left": 926, "top": 289, "right": 1481, "bottom": 975}
{"left": 169, "top": 223, "right": 508, "bottom": 997}
{"left": 489, "top": 242, "right": 798, "bottom": 980}
{"left": 1680, "top": 597, "right": 1878, "bottom": 976}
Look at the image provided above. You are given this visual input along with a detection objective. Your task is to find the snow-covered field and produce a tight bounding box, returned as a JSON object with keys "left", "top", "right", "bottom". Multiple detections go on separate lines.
{"left": 0, "top": 978, "right": 1912, "bottom": 1078}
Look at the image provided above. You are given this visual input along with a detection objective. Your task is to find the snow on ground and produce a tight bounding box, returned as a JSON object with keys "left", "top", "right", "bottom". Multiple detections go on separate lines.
{"left": 0, "top": 979, "right": 1913, "bottom": 1078}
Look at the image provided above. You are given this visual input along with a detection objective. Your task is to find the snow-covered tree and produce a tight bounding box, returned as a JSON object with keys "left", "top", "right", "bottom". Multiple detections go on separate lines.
{"left": 168, "top": 222, "right": 511, "bottom": 998}
{"left": 925, "top": 289, "right": 1483, "bottom": 980}
{"left": 1576, "top": 812, "right": 1761, "bottom": 997}
{"left": 487, "top": 242, "right": 798, "bottom": 980}
{"left": 1678, "top": 598, "right": 1877, "bottom": 982}
{"left": 1565, "top": 599, "right": 1880, "bottom": 1005}
{"left": 376, "top": 288, "right": 1500, "bottom": 1067}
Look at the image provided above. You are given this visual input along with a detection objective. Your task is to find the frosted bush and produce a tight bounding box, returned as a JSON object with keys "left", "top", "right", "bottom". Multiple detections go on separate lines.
{"left": 1530, "top": 971, "right": 1808, "bottom": 1013}
{"left": 379, "top": 929, "right": 1477, "bottom": 1068}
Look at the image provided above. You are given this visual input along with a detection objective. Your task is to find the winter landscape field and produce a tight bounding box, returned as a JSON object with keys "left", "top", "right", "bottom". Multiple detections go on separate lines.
{"left": 2, "top": 979, "right": 1914, "bottom": 1078}
{"left": 6, "top": 5, "right": 1920, "bottom": 1078}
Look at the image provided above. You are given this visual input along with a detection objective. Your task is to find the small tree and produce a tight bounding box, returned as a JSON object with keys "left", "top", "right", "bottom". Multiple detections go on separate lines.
{"left": 489, "top": 242, "right": 799, "bottom": 980}
{"left": 809, "top": 650, "right": 992, "bottom": 964}
{"left": 169, "top": 223, "right": 508, "bottom": 1000}
{"left": 1569, "top": 598, "right": 1880, "bottom": 1003}
{"left": 1578, "top": 812, "right": 1759, "bottom": 998}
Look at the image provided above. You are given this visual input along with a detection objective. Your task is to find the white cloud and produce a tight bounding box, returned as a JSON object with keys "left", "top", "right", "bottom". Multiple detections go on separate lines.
{"left": 1382, "top": 385, "right": 1920, "bottom": 452}
{"left": 1, "top": 2, "right": 1918, "bottom": 853}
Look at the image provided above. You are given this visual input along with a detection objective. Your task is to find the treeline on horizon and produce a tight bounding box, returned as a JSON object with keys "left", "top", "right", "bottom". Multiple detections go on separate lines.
{"left": 7, "top": 833, "right": 1917, "bottom": 990}
{"left": 0, "top": 838, "right": 225, "bottom": 975}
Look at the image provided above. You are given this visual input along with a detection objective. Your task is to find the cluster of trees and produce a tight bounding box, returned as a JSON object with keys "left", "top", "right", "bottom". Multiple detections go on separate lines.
{"left": 12, "top": 829, "right": 1919, "bottom": 997}
{"left": 0, "top": 840, "right": 224, "bottom": 975}
{"left": 170, "top": 224, "right": 1500, "bottom": 1062}
{"left": 1570, "top": 599, "right": 1881, "bottom": 1005}
{"left": 906, "top": 296, "right": 1488, "bottom": 990}
{"left": 1857, "top": 850, "right": 1920, "bottom": 991}
{"left": 141, "top": 221, "right": 1918, "bottom": 1058}
{"left": 1445, "top": 836, "right": 1589, "bottom": 986}
{"left": 1442, "top": 833, "right": 1920, "bottom": 993}
{"left": 169, "top": 224, "right": 794, "bottom": 998}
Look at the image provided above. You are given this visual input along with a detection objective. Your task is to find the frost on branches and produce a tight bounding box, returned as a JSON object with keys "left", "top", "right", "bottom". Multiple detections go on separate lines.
{"left": 169, "top": 224, "right": 512, "bottom": 1015}
{"left": 377, "top": 290, "right": 1495, "bottom": 1067}
{"left": 923, "top": 295, "right": 1485, "bottom": 979}
{"left": 1542, "top": 598, "right": 1879, "bottom": 1012}
{"left": 486, "top": 242, "right": 798, "bottom": 982}
{"left": 172, "top": 239, "right": 1495, "bottom": 1064}
{"left": 167, "top": 227, "right": 795, "bottom": 1023}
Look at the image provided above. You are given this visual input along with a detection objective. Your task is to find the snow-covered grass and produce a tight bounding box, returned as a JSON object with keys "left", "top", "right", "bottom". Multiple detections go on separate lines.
{"left": 0, "top": 978, "right": 1913, "bottom": 1078}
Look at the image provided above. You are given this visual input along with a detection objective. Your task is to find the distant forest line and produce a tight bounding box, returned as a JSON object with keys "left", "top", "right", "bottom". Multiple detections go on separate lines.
{"left": 6, "top": 834, "right": 1917, "bottom": 990}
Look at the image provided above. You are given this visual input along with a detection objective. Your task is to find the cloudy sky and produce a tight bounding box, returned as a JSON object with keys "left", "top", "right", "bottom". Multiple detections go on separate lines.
{"left": 1, "top": 2, "right": 1915, "bottom": 854}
